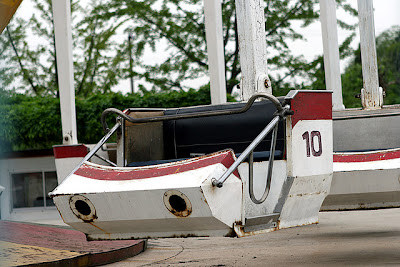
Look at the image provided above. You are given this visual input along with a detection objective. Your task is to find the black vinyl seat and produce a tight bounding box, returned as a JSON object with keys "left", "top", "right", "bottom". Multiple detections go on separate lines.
{"left": 126, "top": 98, "right": 286, "bottom": 167}
{"left": 163, "top": 98, "right": 286, "bottom": 160}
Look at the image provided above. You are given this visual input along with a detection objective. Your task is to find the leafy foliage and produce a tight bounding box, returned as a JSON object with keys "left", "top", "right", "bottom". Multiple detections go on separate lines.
{"left": 339, "top": 26, "right": 400, "bottom": 108}
{"left": 376, "top": 26, "right": 400, "bottom": 105}
{"left": 0, "top": 87, "right": 235, "bottom": 152}
{"left": 98, "top": 0, "right": 357, "bottom": 94}
{"left": 0, "top": 0, "right": 127, "bottom": 96}
{"left": 1, "top": 0, "right": 357, "bottom": 95}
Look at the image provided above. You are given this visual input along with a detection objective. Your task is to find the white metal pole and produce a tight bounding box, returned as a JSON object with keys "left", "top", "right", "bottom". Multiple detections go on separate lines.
{"left": 319, "top": 0, "right": 345, "bottom": 111}
{"left": 358, "top": 0, "right": 383, "bottom": 110}
{"left": 204, "top": 0, "right": 227, "bottom": 104}
{"left": 51, "top": 0, "right": 78, "bottom": 144}
{"left": 235, "top": 0, "right": 271, "bottom": 101}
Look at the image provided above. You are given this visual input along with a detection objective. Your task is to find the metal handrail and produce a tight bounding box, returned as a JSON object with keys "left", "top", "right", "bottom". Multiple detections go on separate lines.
{"left": 249, "top": 122, "right": 278, "bottom": 204}
{"left": 211, "top": 115, "right": 278, "bottom": 184}
{"left": 101, "top": 93, "right": 284, "bottom": 132}
{"left": 211, "top": 115, "right": 281, "bottom": 204}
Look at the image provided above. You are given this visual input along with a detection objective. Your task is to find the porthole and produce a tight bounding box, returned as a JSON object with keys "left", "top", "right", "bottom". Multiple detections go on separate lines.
{"left": 69, "top": 195, "right": 97, "bottom": 222}
{"left": 163, "top": 190, "right": 192, "bottom": 217}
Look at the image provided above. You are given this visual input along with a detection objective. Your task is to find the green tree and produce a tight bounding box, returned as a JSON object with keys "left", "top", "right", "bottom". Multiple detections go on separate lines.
{"left": 0, "top": 0, "right": 127, "bottom": 96}
{"left": 97, "top": 0, "right": 356, "bottom": 95}
{"left": 340, "top": 26, "right": 400, "bottom": 108}
{"left": 1, "top": 0, "right": 357, "bottom": 96}
{"left": 376, "top": 26, "right": 400, "bottom": 104}
{"left": 0, "top": 87, "right": 235, "bottom": 152}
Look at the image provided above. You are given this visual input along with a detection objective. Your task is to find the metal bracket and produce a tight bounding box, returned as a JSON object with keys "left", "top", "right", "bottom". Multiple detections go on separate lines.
{"left": 243, "top": 213, "right": 280, "bottom": 232}
{"left": 63, "top": 133, "right": 73, "bottom": 145}
{"left": 257, "top": 74, "right": 271, "bottom": 92}
{"left": 361, "top": 87, "right": 384, "bottom": 110}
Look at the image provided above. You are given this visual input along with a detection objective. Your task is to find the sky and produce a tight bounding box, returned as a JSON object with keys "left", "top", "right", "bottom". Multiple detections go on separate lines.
{"left": 7, "top": 0, "right": 400, "bottom": 94}
{"left": 289, "top": 0, "right": 400, "bottom": 66}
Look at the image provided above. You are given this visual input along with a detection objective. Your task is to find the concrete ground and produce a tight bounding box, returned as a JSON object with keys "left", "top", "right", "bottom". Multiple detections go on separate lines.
{"left": 108, "top": 208, "right": 400, "bottom": 266}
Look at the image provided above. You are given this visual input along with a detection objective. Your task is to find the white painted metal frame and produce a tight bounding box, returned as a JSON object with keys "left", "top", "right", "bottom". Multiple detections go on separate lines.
{"left": 51, "top": 0, "right": 78, "bottom": 144}
{"left": 357, "top": 0, "right": 383, "bottom": 110}
{"left": 204, "top": 0, "right": 227, "bottom": 104}
{"left": 319, "top": 0, "right": 344, "bottom": 111}
{"left": 235, "top": 0, "right": 271, "bottom": 100}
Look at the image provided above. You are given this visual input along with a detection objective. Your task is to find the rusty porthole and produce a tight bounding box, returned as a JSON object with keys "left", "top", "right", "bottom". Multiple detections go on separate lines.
{"left": 69, "top": 195, "right": 97, "bottom": 222}
{"left": 163, "top": 190, "right": 192, "bottom": 217}
{"left": 75, "top": 200, "right": 91, "bottom": 215}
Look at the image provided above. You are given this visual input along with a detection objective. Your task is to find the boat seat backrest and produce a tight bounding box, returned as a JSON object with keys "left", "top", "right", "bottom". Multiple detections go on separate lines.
{"left": 162, "top": 99, "right": 286, "bottom": 160}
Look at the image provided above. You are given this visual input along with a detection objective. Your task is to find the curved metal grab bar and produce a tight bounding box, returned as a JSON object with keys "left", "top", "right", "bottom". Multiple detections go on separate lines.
{"left": 211, "top": 115, "right": 280, "bottom": 188}
{"left": 248, "top": 123, "right": 278, "bottom": 204}
{"left": 101, "top": 93, "right": 284, "bottom": 132}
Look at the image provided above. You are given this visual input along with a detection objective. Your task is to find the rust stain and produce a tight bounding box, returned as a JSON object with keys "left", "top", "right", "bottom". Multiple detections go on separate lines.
{"left": 289, "top": 191, "right": 327, "bottom": 198}
{"left": 169, "top": 208, "right": 192, "bottom": 218}
{"left": 54, "top": 203, "right": 67, "bottom": 223}
{"left": 88, "top": 222, "right": 111, "bottom": 236}
{"left": 234, "top": 219, "right": 280, "bottom": 237}
{"left": 199, "top": 187, "right": 208, "bottom": 205}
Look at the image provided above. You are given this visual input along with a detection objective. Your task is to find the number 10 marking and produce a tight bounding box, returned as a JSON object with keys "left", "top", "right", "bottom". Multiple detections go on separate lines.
{"left": 302, "top": 131, "right": 322, "bottom": 157}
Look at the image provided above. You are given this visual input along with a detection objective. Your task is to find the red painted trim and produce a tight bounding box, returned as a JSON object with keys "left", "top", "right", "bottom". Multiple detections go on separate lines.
{"left": 75, "top": 150, "right": 240, "bottom": 181}
{"left": 289, "top": 91, "right": 332, "bottom": 128}
{"left": 53, "top": 144, "right": 89, "bottom": 159}
{"left": 333, "top": 149, "right": 400, "bottom": 163}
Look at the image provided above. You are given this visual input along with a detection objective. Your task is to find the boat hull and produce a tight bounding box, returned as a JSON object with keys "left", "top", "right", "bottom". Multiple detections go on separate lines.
{"left": 52, "top": 151, "right": 244, "bottom": 240}
{"left": 323, "top": 107, "right": 400, "bottom": 210}
{"left": 323, "top": 148, "right": 400, "bottom": 210}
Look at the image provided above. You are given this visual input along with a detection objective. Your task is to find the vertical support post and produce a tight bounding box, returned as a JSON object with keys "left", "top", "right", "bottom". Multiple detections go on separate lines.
{"left": 0, "top": 185, "right": 4, "bottom": 220}
{"left": 52, "top": 0, "right": 78, "bottom": 144}
{"left": 319, "top": 0, "right": 345, "bottom": 111}
{"left": 204, "top": 0, "right": 227, "bottom": 104}
{"left": 235, "top": 0, "right": 271, "bottom": 101}
{"left": 128, "top": 33, "right": 134, "bottom": 94}
{"left": 358, "top": 0, "right": 383, "bottom": 110}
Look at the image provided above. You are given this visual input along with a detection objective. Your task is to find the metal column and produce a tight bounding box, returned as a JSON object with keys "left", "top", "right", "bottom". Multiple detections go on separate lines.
{"left": 319, "top": 0, "right": 345, "bottom": 111}
{"left": 51, "top": 0, "right": 78, "bottom": 144}
{"left": 204, "top": 0, "right": 227, "bottom": 104}
{"left": 358, "top": 0, "right": 383, "bottom": 110}
{"left": 235, "top": 0, "right": 272, "bottom": 100}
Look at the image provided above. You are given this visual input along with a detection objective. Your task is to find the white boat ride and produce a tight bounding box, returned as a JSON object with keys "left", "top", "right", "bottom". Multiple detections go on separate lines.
{"left": 51, "top": 90, "right": 334, "bottom": 240}
{"left": 46, "top": 0, "right": 399, "bottom": 239}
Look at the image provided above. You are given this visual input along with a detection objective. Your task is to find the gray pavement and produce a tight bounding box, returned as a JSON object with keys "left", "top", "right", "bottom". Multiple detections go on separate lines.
{"left": 108, "top": 208, "right": 400, "bottom": 266}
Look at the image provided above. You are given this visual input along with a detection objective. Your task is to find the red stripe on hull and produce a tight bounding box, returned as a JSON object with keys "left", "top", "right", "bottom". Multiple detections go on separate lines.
{"left": 334, "top": 149, "right": 400, "bottom": 163}
{"left": 290, "top": 92, "right": 332, "bottom": 128}
{"left": 53, "top": 144, "right": 89, "bottom": 159}
{"left": 75, "top": 150, "right": 240, "bottom": 181}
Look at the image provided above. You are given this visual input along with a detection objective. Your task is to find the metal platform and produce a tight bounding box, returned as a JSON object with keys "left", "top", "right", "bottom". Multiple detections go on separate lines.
{"left": 0, "top": 221, "right": 146, "bottom": 266}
